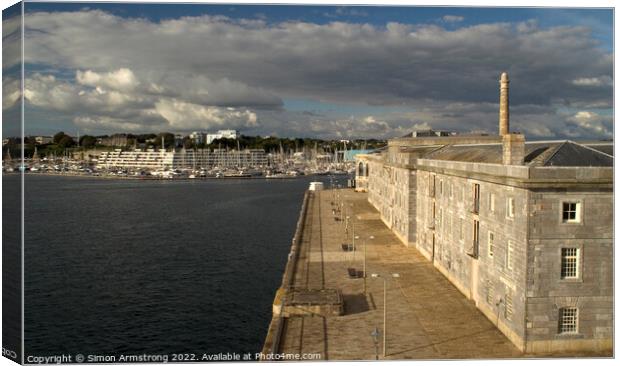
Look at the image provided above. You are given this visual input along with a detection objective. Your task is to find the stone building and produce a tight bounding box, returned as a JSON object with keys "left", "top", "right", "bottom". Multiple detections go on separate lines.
{"left": 355, "top": 73, "right": 613, "bottom": 354}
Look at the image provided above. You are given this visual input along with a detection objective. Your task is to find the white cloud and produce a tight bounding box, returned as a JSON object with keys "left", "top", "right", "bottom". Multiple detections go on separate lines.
{"left": 571, "top": 76, "right": 613, "bottom": 87}
{"left": 2, "top": 77, "right": 21, "bottom": 110}
{"left": 412, "top": 122, "right": 432, "bottom": 131}
{"left": 23, "top": 72, "right": 261, "bottom": 133}
{"left": 154, "top": 99, "right": 258, "bottom": 130}
{"left": 566, "top": 111, "right": 612, "bottom": 137}
{"left": 76, "top": 68, "right": 139, "bottom": 92}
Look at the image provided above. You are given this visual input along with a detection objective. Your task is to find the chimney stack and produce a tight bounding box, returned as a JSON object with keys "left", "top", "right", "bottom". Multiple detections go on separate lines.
{"left": 502, "top": 133, "right": 525, "bottom": 165}
{"left": 498, "top": 72, "right": 524, "bottom": 165}
{"left": 499, "top": 72, "right": 509, "bottom": 136}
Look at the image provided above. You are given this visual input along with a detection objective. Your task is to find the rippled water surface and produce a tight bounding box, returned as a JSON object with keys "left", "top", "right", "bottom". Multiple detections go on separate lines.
{"left": 22, "top": 175, "right": 343, "bottom": 358}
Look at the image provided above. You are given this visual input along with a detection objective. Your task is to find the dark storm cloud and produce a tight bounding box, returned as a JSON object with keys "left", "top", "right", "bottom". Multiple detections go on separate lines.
{"left": 10, "top": 9, "right": 613, "bottom": 138}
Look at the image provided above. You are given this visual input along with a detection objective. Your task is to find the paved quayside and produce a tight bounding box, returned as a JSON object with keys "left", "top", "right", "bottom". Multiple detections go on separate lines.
{"left": 262, "top": 188, "right": 523, "bottom": 360}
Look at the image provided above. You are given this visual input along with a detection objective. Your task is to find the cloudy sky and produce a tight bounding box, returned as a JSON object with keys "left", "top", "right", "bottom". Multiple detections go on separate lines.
{"left": 2, "top": 2, "right": 613, "bottom": 139}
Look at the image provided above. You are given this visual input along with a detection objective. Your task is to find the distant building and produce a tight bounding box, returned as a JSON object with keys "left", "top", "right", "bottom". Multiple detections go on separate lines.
{"left": 206, "top": 129, "right": 238, "bottom": 144}
{"left": 356, "top": 73, "right": 613, "bottom": 354}
{"left": 189, "top": 131, "right": 206, "bottom": 145}
{"left": 99, "top": 134, "right": 129, "bottom": 146}
{"left": 343, "top": 149, "right": 373, "bottom": 162}
{"left": 34, "top": 136, "right": 53, "bottom": 145}
{"left": 402, "top": 129, "right": 456, "bottom": 137}
{"left": 96, "top": 148, "right": 267, "bottom": 170}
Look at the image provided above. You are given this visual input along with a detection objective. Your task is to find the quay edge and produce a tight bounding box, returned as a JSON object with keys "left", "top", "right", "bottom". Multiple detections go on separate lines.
{"left": 260, "top": 190, "right": 311, "bottom": 359}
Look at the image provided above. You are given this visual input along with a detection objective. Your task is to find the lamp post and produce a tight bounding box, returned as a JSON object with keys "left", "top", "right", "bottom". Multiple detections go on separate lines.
{"left": 371, "top": 272, "right": 400, "bottom": 358}
{"left": 351, "top": 222, "right": 355, "bottom": 261}
{"left": 370, "top": 327, "right": 380, "bottom": 360}
{"left": 363, "top": 235, "right": 374, "bottom": 293}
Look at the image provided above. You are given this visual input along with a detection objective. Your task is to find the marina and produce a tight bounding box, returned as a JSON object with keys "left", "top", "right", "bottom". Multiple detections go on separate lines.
{"left": 3, "top": 142, "right": 361, "bottom": 180}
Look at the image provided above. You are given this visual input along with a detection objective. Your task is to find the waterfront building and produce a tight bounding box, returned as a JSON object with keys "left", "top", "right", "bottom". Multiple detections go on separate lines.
{"left": 355, "top": 73, "right": 613, "bottom": 354}
{"left": 34, "top": 136, "right": 53, "bottom": 145}
{"left": 96, "top": 148, "right": 268, "bottom": 170}
{"left": 206, "top": 129, "right": 238, "bottom": 144}
{"left": 189, "top": 131, "right": 206, "bottom": 145}
{"left": 404, "top": 129, "right": 455, "bottom": 137}
{"left": 343, "top": 149, "right": 373, "bottom": 162}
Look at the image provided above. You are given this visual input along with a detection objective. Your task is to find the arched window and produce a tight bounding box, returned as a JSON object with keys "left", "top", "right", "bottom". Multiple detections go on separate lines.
{"left": 358, "top": 162, "right": 364, "bottom": 176}
{"left": 365, "top": 163, "right": 369, "bottom": 177}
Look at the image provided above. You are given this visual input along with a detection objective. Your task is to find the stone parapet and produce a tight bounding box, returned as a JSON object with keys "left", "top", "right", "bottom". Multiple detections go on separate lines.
{"left": 389, "top": 135, "right": 501, "bottom": 147}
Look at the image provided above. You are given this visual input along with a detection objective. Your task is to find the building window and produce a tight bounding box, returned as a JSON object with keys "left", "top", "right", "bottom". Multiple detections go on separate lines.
{"left": 506, "top": 197, "right": 515, "bottom": 218}
{"left": 489, "top": 193, "right": 496, "bottom": 212}
{"left": 428, "top": 203, "right": 436, "bottom": 229}
{"left": 429, "top": 174, "right": 435, "bottom": 197}
{"left": 561, "top": 248, "right": 579, "bottom": 279}
{"left": 562, "top": 202, "right": 581, "bottom": 223}
{"left": 559, "top": 307, "right": 578, "bottom": 334}
{"left": 488, "top": 231, "right": 495, "bottom": 258}
{"left": 459, "top": 218, "right": 464, "bottom": 242}
{"left": 486, "top": 280, "right": 494, "bottom": 304}
{"left": 506, "top": 240, "right": 514, "bottom": 271}
{"left": 449, "top": 182, "right": 453, "bottom": 199}
{"left": 471, "top": 219, "right": 480, "bottom": 257}
{"left": 504, "top": 291, "right": 514, "bottom": 321}
{"left": 472, "top": 183, "right": 480, "bottom": 213}
{"left": 439, "top": 179, "right": 443, "bottom": 196}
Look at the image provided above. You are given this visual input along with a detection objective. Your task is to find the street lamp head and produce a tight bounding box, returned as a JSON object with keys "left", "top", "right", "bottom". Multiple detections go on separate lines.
{"left": 354, "top": 236, "right": 360, "bottom": 239}
{"left": 392, "top": 273, "right": 400, "bottom": 278}
{"left": 369, "top": 235, "right": 375, "bottom": 240}
{"left": 371, "top": 273, "right": 380, "bottom": 278}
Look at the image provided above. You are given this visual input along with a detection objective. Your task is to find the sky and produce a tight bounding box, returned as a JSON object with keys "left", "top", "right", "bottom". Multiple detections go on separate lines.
{"left": 2, "top": 1, "right": 614, "bottom": 140}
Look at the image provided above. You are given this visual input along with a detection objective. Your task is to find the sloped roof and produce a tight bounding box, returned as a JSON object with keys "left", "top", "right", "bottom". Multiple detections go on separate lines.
{"left": 421, "top": 141, "right": 613, "bottom": 167}
{"left": 544, "top": 141, "right": 613, "bottom": 167}
{"left": 400, "top": 145, "right": 445, "bottom": 157}
{"left": 584, "top": 143, "right": 613, "bottom": 157}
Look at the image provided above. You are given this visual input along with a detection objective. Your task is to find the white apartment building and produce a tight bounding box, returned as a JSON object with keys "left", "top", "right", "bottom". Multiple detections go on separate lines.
{"left": 97, "top": 148, "right": 267, "bottom": 170}
{"left": 206, "top": 130, "right": 238, "bottom": 144}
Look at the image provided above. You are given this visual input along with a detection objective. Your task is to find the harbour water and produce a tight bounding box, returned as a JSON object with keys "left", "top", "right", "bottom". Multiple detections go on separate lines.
{"left": 16, "top": 174, "right": 347, "bottom": 359}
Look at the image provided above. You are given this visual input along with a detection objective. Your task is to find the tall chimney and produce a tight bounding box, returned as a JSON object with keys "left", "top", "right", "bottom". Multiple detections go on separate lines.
{"left": 499, "top": 72, "right": 509, "bottom": 136}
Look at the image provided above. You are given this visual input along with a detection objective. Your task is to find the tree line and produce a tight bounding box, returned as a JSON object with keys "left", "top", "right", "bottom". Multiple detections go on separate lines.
{"left": 3, "top": 131, "right": 386, "bottom": 159}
